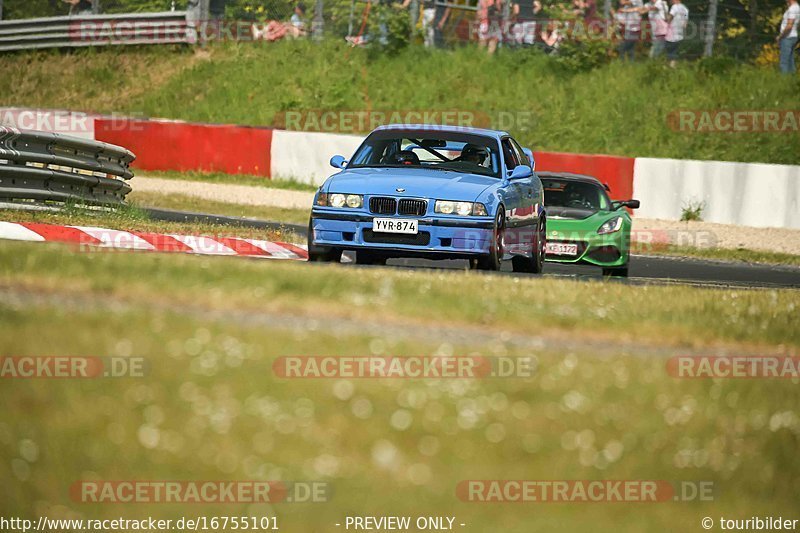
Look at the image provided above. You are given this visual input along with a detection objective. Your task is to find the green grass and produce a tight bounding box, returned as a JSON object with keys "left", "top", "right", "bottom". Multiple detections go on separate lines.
{"left": 1, "top": 43, "right": 798, "bottom": 164}
{"left": 128, "top": 191, "right": 311, "bottom": 226}
{"left": 1, "top": 240, "right": 799, "bottom": 531}
{"left": 1, "top": 239, "right": 797, "bottom": 349}
{"left": 140, "top": 170, "right": 318, "bottom": 192}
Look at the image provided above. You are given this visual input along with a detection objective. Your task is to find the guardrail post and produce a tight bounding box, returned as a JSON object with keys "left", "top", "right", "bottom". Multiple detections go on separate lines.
{"left": 703, "top": 0, "right": 718, "bottom": 57}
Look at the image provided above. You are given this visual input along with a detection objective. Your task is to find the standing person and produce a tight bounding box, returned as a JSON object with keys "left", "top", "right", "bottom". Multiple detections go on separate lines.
{"left": 434, "top": 2, "right": 452, "bottom": 48}
{"left": 777, "top": 0, "right": 799, "bottom": 74}
{"left": 617, "top": 0, "right": 643, "bottom": 61}
{"left": 421, "top": 0, "right": 437, "bottom": 47}
{"left": 645, "top": 0, "right": 668, "bottom": 58}
{"left": 61, "top": 0, "right": 93, "bottom": 15}
{"left": 665, "top": 0, "right": 688, "bottom": 68}
{"left": 512, "top": 0, "right": 537, "bottom": 46}
{"left": 478, "top": 0, "right": 503, "bottom": 54}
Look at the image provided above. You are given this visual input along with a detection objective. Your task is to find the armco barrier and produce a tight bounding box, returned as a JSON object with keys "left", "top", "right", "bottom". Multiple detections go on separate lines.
{"left": 0, "top": 126, "right": 135, "bottom": 206}
{"left": 95, "top": 119, "right": 273, "bottom": 177}
{"left": 633, "top": 157, "right": 800, "bottom": 229}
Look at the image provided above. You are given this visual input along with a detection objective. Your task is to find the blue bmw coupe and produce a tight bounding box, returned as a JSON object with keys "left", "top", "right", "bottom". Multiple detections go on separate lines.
{"left": 308, "top": 124, "right": 546, "bottom": 272}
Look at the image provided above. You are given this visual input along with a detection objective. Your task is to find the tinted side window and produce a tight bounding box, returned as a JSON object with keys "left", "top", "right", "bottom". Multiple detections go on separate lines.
{"left": 510, "top": 139, "right": 530, "bottom": 168}
{"left": 501, "top": 139, "right": 518, "bottom": 170}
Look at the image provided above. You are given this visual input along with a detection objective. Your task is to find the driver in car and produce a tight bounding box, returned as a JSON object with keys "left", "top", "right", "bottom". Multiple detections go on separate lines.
{"left": 459, "top": 144, "right": 488, "bottom": 166}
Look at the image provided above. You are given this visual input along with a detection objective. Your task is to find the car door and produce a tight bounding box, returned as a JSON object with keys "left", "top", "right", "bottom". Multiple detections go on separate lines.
{"left": 500, "top": 138, "right": 527, "bottom": 254}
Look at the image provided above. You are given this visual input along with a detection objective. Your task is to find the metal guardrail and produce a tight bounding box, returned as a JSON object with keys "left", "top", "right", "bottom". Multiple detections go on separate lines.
{"left": 0, "top": 127, "right": 135, "bottom": 207}
{"left": 0, "top": 11, "right": 190, "bottom": 52}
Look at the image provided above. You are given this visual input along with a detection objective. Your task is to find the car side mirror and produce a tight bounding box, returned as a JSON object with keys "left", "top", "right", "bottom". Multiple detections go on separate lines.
{"left": 613, "top": 199, "right": 640, "bottom": 210}
{"left": 523, "top": 148, "right": 535, "bottom": 170}
{"left": 330, "top": 155, "right": 347, "bottom": 169}
{"left": 509, "top": 165, "right": 533, "bottom": 180}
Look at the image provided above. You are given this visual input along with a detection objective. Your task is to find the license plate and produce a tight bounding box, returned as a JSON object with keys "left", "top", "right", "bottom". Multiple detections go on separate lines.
{"left": 546, "top": 242, "right": 579, "bottom": 256}
{"left": 373, "top": 218, "right": 418, "bottom": 234}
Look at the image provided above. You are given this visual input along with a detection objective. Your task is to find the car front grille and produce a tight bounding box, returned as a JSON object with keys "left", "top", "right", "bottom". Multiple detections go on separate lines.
{"left": 586, "top": 245, "right": 621, "bottom": 263}
{"left": 369, "top": 197, "right": 397, "bottom": 215}
{"left": 398, "top": 199, "right": 427, "bottom": 216}
{"left": 363, "top": 230, "right": 431, "bottom": 246}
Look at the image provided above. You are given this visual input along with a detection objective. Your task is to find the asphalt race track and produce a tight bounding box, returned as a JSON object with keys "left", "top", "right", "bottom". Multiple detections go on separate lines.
{"left": 145, "top": 207, "right": 800, "bottom": 289}
{"left": 384, "top": 255, "right": 800, "bottom": 290}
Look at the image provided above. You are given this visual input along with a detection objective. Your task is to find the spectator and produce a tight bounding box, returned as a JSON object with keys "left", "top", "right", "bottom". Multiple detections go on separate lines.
{"left": 665, "top": 0, "right": 688, "bottom": 67}
{"left": 616, "top": 0, "right": 643, "bottom": 61}
{"left": 62, "top": 0, "right": 94, "bottom": 16}
{"left": 290, "top": 2, "right": 308, "bottom": 36}
{"left": 572, "top": 0, "right": 596, "bottom": 21}
{"left": 421, "top": 0, "right": 437, "bottom": 47}
{"left": 777, "top": 0, "right": 799, "bottom": 74}
{"left": 434, "top": 2, "right": 452, "bottom": 48}
{"left": 252, "top": 3, "right": 308, "bottom": 42}
{"left": 644, "top": 0, "right": 668, "bottom": 58}
{"left": 477, "top": 0, "right": 503, "bottom": 54}
{"left": 540, "top": 19, "right": 562, "bottom": 54}
{"left": 512, "top": 0, "right": 538, "bottom": 46}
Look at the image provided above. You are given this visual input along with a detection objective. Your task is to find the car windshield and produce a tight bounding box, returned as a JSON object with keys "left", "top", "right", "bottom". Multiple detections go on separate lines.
{"left": 348, "top": 130, "right": 501, "bottom": 178}
{"left": 542, "top": 178, "right": 611, "bottom": 211}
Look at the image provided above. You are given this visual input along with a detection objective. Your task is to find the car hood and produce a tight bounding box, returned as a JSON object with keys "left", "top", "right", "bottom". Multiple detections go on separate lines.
{"left": 327, "top": 167, "right": 498, "bottom": 201}
{"left": 547, "top": 210, "right": 624, "bottom": 235}
{"left": 546, "top": 206, "right": 598, "bottom": 220}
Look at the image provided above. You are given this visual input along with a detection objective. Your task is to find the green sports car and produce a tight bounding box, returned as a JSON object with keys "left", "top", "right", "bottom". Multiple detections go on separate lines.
{"left": 540, "top": 172, "right": 640, "bottom": 277}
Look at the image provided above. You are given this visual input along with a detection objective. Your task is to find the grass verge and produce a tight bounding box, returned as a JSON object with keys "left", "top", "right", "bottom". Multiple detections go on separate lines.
{"left": 128, "top": 191, "right": 311, "bottom": 226}
{"left": 1, "top": 242, "right": 798, "bottom": 532}
{"left": 1, "top": 43, "right": 798, "bottom": 164}
{"left": 139, "top": 170, "right": 318, "bottom": 193}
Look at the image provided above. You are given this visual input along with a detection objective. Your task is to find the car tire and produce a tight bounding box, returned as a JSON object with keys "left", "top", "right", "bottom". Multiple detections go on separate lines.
{"left": 476, "top": 207, "right": 505, "bottom": 271}
{"left": 512, "top": 216, "right": 545, "bottom": 274}
{"left": 602, "top": 266, "right": 629, "bottom": 277}
{"left": 355, "top": 251, "right": 387, "bottom": 265}
{"left": 307, "top": 219, "right": 343, "bottom": 263}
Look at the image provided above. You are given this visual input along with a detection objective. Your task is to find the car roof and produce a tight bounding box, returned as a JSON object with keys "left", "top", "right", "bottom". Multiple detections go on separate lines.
{"left": 373, "top": 123, "right": 510, "bottom": 140}
{"left": 537, "top": 171, "right": 605, "bottom": 186}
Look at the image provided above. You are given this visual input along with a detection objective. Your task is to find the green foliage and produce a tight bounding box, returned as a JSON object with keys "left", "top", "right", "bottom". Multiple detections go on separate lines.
{"left": 1, "top": 42, "right": 798, "bottom": 164}
{"left": 550, "top": 37, "right": 614, "bottom": 72}
{"left": 681, "top": 201, "right": 705, "bottom": 221}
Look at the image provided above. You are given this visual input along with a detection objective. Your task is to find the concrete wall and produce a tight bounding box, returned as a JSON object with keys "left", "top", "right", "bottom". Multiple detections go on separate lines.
{"left": 634, "top": 158, "right": 800, "bottom": 229}
{"left": 270, "top": 130, "right": 364, "bottom": 185}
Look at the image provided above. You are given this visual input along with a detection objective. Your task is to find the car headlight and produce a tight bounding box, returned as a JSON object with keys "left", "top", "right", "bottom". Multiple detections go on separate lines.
{"left": 434, "top": 201, "right": 488, "bottom": 216}
{"left": 597, "top": 216, "right": 623, "bottom": 235}
{"left": 316, "top": 193, "right": 363, "bottom": 208}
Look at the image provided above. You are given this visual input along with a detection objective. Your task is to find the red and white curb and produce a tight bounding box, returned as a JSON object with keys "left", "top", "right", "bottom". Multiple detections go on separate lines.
{"left": 0, "top": 221, "right": 309, "bottom": 260}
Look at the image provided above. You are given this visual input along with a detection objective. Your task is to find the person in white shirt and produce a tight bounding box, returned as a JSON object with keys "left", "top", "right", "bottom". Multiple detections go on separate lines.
{"left": 665, "top": 0, "right": 688, "bottom": 67}
{"left": 616, "top": 0, "right": 644, "bottom": 61}
{"left": 645, "top": 0, "right": 669, "bottom": 58}
{"left": 777, "top": 0, "right": 799, "bottom": 74}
